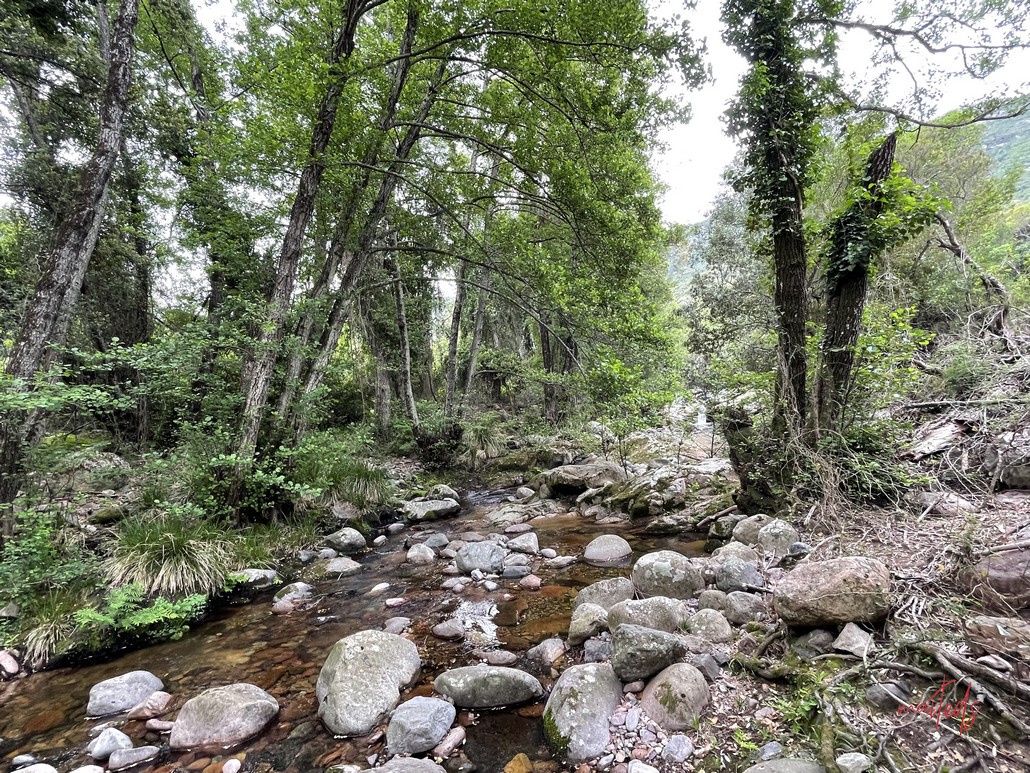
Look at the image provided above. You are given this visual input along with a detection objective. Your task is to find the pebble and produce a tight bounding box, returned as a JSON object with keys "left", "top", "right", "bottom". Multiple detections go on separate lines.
{"left": 387, "top": 523, "right": 406, "bottom": 534}
{"left": 540, "top": 548, "right": 557, "bottom": 559}
{"left": 505, "top": 523, "right": 533, "bottom": 533}
{"left": 483, "top": 650, "right": 518, "bottom": 665}
{"left": 625, "top": 707, "right": 640, "bottom": 731}
{"left": 483, "top": 581, "right": 499, "bottom": 592}
{"left": 145, "top": 719, "right": 174, "bottom": 732}
{"left": 755, "top": 741, "right": 783, "bottom": 761}
{"left": 222, "top": 761, "right": 242, "bottom": 773}
{"left": 836, "top": 752, "right": 873, "bottom": 773}
{"left": 433, "top": 725, "right": 466, "bottom": 757}
{"left": 519, "top": 575, "right": 541, "bottom": 590}
{"left": 433, "top": 619, "right": 465, "bottom": 641}
{"left": 369, "top": 582, "right": 391, "bottom": 594}
{"left": 383, "top": 617, "right": 411, "bottom": 634}
{"left": 385, "top": 597, "right": 407, "bottom": 607}
{"left": 373, "top": 535, "right": 388, "bottom": 547}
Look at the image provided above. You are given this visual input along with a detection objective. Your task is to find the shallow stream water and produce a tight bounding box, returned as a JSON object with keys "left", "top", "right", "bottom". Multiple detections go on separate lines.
{"left": 0, "top": 493, "right": 704, "bottom": 773}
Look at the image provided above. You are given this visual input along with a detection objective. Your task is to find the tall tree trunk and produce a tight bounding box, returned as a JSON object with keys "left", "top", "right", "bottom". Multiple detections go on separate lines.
{"left": 540, "top": 318, "right": 559, "bottom": 423}
{"left": 770, "top": 190, "right": 809, "bottom": 436}
{"left": 444, "top": 260, "right": 467, "bottom": 418}
{"left": 0, "top": 0, "right": 140, "bottom": 533}
{"left": 387, "top": 254, "right": 420, "bottom": 434}
{"left": 462, "top": 267, "right": 491, "bottom": 397}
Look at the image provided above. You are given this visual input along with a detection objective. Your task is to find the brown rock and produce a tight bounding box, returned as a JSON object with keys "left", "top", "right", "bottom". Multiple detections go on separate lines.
{"left": 961, "top": 548, "right": 1030, "bottom": 611}
{"left": 24, "top": 707, "right": 65, "bottom": 733}
{"left": 773, "top": 557, "right": 890, "bottom": 625}
{"left": 964, "top": 615, "right": 1030, "bottom": 659}
{"left": 128, "top": 690, "right": 173, "bottom": 720}
{"left": 504, "top": 753, "right": 534, "bottom": 773}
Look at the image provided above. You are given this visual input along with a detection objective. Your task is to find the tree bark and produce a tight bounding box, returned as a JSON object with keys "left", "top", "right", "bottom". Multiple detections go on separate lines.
{"left": 387, "top": 253, "right": 420, "bottom": 433}
{"left": 463, "top": 267, "right": 491, "bottom": 397}
{"left": 444, "top": 259, "right": 467, "bottom": 418}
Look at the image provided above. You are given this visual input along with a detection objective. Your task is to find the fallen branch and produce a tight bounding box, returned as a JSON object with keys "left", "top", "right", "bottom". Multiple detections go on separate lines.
{"left": 695, "top": 503, "right": 737, "bottom": 529}
{"left": 987, "top": 540, "right": 1030, "bottom": 554}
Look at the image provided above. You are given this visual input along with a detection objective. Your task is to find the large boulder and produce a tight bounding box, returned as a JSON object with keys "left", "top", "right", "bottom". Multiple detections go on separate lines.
{"left": 757, "top": 519, "right": 799, "bottom": 557}
{"left": 317, "top": 631, "right": 421, "bottom": 735}
{"left": 434, "top": 666, "right": 543, "bottom": 708}
{"left": 583, "top": 535, "right": 632, "bottom": 563}
{"left": 568, "top": 603, "right": 608, "bottom": 646}
{"left": 640, "top": 663, "right": 710, "bottom": 731}
{"left": 773, "top": 558, "right": 890, "bottom": 626}
{"left": 169, "top": 683, "right": 278, "bottom": 750}
{"left": 386, "top": 696, "right": 456, "bottom": 755}
{"left": 455, "top": 542, "right": 505, "bottom": 574}
{"left": 573, "top": 577, "right": 634, "bottom": 611}
{"left": 608, "top": 597, "right": 688, "bottom": 633}
{"left": 402, "top": 499, "right": 461, "bottom": 522}
{"left": 325, "top": 526, "right": 367, "bottom": 554}
{"left": 610, "top": 624, "right": 688, "bottom": 681}
{"left": 960, "top": 547, "right": 1030, "bottom": 611}
{"left": 732, "top": 514, "right": 773, "bottom": 545}
{"left": 632, "top": 550, "right": 703, "bottom": 599}
{"left": 87, "top": 671, "right": 164, "bottom": 717}
{"left": 543, "top": 663, "right": 623, "bottom": 762}
{"left": 715, "top": 556, "right": 764, "bottom": 593}
{"left": 685, "top": 609, "right": 732, "bottom": 643}
{"left": 535, "top": 462, "right": 627, "bottom": 494}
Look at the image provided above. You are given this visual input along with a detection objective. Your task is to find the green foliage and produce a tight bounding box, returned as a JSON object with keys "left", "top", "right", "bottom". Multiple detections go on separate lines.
{"left": 937, "top": 340, "right": 991, "bottom": 398}
{"left": 814, "top": 422, "right": 925, "bottom": 504}
{"left": 73, "top": 583, "right": 207, "bottom": 648}
{"left": 19, "top": 588, "right": 82, "bottom": 669}
{"left": 290, "top": 429, "right": 394, "bottom": 510}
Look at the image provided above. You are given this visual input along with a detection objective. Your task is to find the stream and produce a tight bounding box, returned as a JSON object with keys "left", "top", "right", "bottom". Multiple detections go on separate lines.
{"left": 0, "top": 491, "right": 705, "bottom": 773}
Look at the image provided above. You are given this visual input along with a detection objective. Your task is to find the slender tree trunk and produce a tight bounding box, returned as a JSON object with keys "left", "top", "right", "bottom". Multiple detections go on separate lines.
{"left": 462, "top": 269, "right": 492, "bottom": 399}
{"left": 387, "top": 254, "right": 420, "bottom": 433}
{"left": 540, "top": 318, "right": 559, "bottom": 423}
{"left": 444, "top": 260, "right": 467, "bottom": 418}
{"left": 770, "top": 193, "right": 809, "bottom": 437}
{"left": 421, "top": 321, "right": 436, "bottom": 399}
{"left": 0, "top": 0, "right": 139, "bottom": 532}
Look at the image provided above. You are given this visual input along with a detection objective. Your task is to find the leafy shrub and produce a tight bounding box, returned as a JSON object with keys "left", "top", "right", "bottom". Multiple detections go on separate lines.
{"left": 74, "top": 583, "right": 207, "bottom": 649}
{"left": 937, "top": 340, "right": 990, "bottom": 398}
{"left": 292, "top": 430, "right": 395, "bottom": 509}
{"left": 20, "top": 589, "right": 82, "bottom": 668}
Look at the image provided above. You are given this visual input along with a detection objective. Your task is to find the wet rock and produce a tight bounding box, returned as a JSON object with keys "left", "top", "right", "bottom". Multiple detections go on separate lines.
{"left": 545, "top": 555, "right": 578, "bottom": 569}
{"left": 568, "top": 603, "right": 609, "bottom": 645}
{"left": 640, "top": 663, "right": 710, "bottom": 731}
{"left": 740, "top": 763, "right": 825, "bottom": 773}
{"left": 317, "top": 631, "right": 421, "bottom": 736}
{"left": 502, "top": 565, "right": 533, "bottom": 579}
{"left": 12, "top": 757, "right": 41, "bottom": 768}
{"left": 402, "top": 499, "right": 461, "bottom": 522}
{"left": 425, "top": 533, "right": 451, "bottom": 550}
{"left": 384, "top": 617, "right": 411, "bottom": 634}
{"left": 87, "top": 670, "right": 164, "bottom": 716}
{"left": 757, "top": 520, "right": 798, "bottom": 557}
{"left": 380, "top": 759, "right": 447, "bottom": 772}
{"left": 433, "top": 619, "right": 465, "bottom": 641}
{"left": 715, "top": 556, "right": 764, "bottom": 593}
{"left": 583, "top": 534, "right": 632, "bottom": 563}
{"left": 435, "top": 665, "right": 543, "bottom": 707}
{"left": 833, "top": 623, "right": 874, "bottom": 657}
{"left": 388, "top": 523, "right": 407, "bottom": 535}
{"left": 698, "top": 589, "right": 728, "bottom": 611}
{"left": 407, "top": 544, "right": 437, "bottom": 565}
{"left": 236, "top": 568, "right": 280, "bottom": 589}
{"left": 686, "top": 609, "right": 733, "bottom": 643}
{"left": 0, "top": 649, "right": 20, "bottom": 675}
{"left": 535, "top": 462, "right": 627, "bottom": 494}
{"left": 610, "top": 624, "right": 688, "bottom": 681}
{"left": 519, "top": 574, "right": 542, "bottom": 590}
{"left": 387, "top": 696, "right": 457, "bottom": 755}
{"left": 960, "top": 547, "right": 1030, "bottom": 611}
{"left": 731, "top": 514, "right": 773, "bottom": 545}
{"left": 540, "top": 548, "right": 558, "bottom": 559}
{"left": 836, "top": 753, "right": 872, "bottom": 773}
{"left": 479, "top": 649, "right": 518, "bottom": 666}
{"left": 88, "top": 727, "right": 133, "bottom": 759}
{"left": 774, "top": 558, "right": 890, "bottom": 625}
{"left": 507, "top": 532, "right": 539, "bottom": 554}
{"left": 222, "top": 761, "right": 242, "bottom": 773}
{"left": 573, "top": 577, "right": 634, "bottom": 611}
{"left": 662, "top": 735, "right": 694, "bottom": 762}
{"left": 455, "top": 542, "right": 505, "bottom": 574}
{"left": 543, "top": 663, "right": 623, "bottom": 762}
{"left": 273, "top": 582, "right": 315, "bottom": 606}
{"left": 792, "top": 629, "right": 835, "bottom": 661}
{"left": 428, "top": 484, "right": 460, "bottom": 500}
{"left": 370, "top": 582, "right": 392, "bottom": 594}
{"left": 108, "top": 746, "right": 159, "bottom": 770}
{"left": 169, "top": 683, "right": 278, "bottom": 750}
{"left": 583, "top": 637, "right": 612, "bottom": 662}
{"left": 608, "top": 597, "right": 688, "bottom": 633}
{"left": 375, "top": 535, "right": 389, "bottom": 547}
{"left": 526, "top": 638, "right": 566, "bottom": 667}
{"left": 433, "top": 725, "right": 466, "bottom": 757}
{"left": 145, "top": 718, "right": 174, "bottom": 732}
{"left": 325, "top": 557, "right": 363, "bottom": 576}
{"left": 724, "top": 591, "right": 766, "bottom": 624}
{"left": 325, "top": 526, "right": 367, "bottom": 554}
{"left": 69, "top": 767, "right": 105, "bottom": 773}
{"left": 127, "top": 690, "right": 172, "bottom": 720}
{"left": 504, "top": 553, "right": 531, "bottom": 567}
{"left": 631, "top": 550, "right": 703, "bottom": 600}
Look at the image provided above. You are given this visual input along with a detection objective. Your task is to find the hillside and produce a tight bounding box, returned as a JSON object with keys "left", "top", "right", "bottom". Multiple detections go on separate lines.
{"left": 984, "top": 109, "right": 1030, "bottom": 201}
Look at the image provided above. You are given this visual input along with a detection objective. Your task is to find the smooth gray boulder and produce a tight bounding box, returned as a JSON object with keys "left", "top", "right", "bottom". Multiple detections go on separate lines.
{"left": 87, "top": 670, "right": 164, "bottom": 717}
{"left": 317, "top": 630, "right": 421, "bottom": 735}
{"left": 568, "top": 603, "right": 608, "bottom": 645}
{"left": 583, "top": 534, "right": 632, "bottom": 563}
{"left": 526, "top": 637, "right": 566, "bottom": 667}
{"left": 433, "top": 665, "right": 542, "bottom": 708}
{"left": 507, "top": 532, "right": 539, "bottom": 554}
{"left": 731, "top": 514, "right": 773, "bottom": 545}
{"left": 543, "top": 663, "right": 623, "bottom": 762}
{"left": 758, "top": 519, "right": 799, "bottom": 557}
{"left": 455, "top": 542, "right": 505, "bottom": 574}
{"left": 325, "top": 526, "right": 367, "bottom": 554}
{"left": 407, "top": 543, "right": 436, "bottom": 565}
{"left": 640, "top": 663, "right": 710, "bottom": 731}
{"left": 325, "top": 556, "right": 362, "bottom": 576}
{"left": 686, "top": 608, "right": 733, "bottom": 643}
{"left": 573, "top": 577, "right": 634, "bottom": 611}
{"left": 235, "top": 568, "right": 280, "bottom": 589}
{"left": 169, "top": 683, "right": 278, "bottom": 750}
{"left": 698, "top": 589, "right": 728, "bottom": 611}
{"left": 273, "top": 581, "right": 315, "bottom": 605}
{"left": 610, "top": 624, "right": 688, "bottom": 681}
{"left": 386, "top": 696, "right": 456, "bottom": 755}
{"left": 535, "top": 462, "right": 627, "bottom": 493}
{"left": 88, "top": 727, "right": 132, "bottom": 760}
{"left": 632, "top": 550, "right": 703, "bottom": 599}
{"left": 608, "top": 597, "right": 688, "bottom": 633}
{"left": 773, "top": 557, "right": 890, "bottom": 625}
{"left": 427, "top": 483, "right": 460, "bottom": 500}
{"left": 715, "top": 556, "right": 764, "bottom": 592}
{"left": 108, "top": 747, "right": 159, "bottom": 771}
{"left": 402, "top": 499, "right": 461, "bottom": 522}
{"left": 724, "top": 591, "right": 766, "bottom": 624}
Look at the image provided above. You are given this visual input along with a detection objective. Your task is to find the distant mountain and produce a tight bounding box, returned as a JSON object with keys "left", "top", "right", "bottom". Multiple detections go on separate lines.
{"left": 984, "top": 110, "right": 1030, "bottom": 201}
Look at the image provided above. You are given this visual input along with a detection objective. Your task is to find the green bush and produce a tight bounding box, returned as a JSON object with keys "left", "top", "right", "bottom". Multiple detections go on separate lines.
{"left": 292, "top": 430, "right": 395, "bottom": 509}
{"left": 20, "top": 588, "right": 82, "bottom": 668}
{"left": 74, "top": 583, "right": 207, "bottom": 649}
{"left": 937, "top": 340, "right": 990, "bottom": 398}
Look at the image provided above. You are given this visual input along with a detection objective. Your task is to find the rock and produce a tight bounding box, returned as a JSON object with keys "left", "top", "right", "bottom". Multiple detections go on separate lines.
{"left": 640, "top": 663, "right": 710, "bottom": 731}
{"left": 222, "top": 761, "right": 242, "bottom": 773}
{"left": 573, "top": 577, "right": 634, "bottom": 611}
{"left": 107, "top": 746, "right": 160, "bottom": 770}
{"left": 428, "top": 484, "right": 460, "bottom": 500}
{"left": 964, "top": 614, "right": 1030, "bottom": 659}
{"left": 724, "top": 591, "right": 766, "bottom": 624}
{"left": 507, "top": 532, "right": 539, "bottom": 554}
{"left": 792, "top": 630, "right": 835, "bottom": 661}
{"left": 540, "top": 548, "right": 558, "bottom": 559}
{"left": 755, "top": 741, "right": 783, "bottom": 761}
{"left": 712, "top": 541, "right": 761, "bottom": 566}
{"left": 126, "top": 690, "right": 172, "bottom": 720}
{"left": 433, "top": 619, "right": 465, "bottom": 641}
{"left": 502, "top": 565, "right": 533, "bottom": 579}
{"left": 88, "top": 727, "right": 133, "bottom": 759}
{"left": 434, "top": 665, "right": 543, "bottom": 707}
{"left": 741, "top": 763, "right": 825, "bottom": 773}
{"left": 424, "top": 533, "right": 451, "bottom": 550}
{"left": 69, "top": 767, "right": 105, "bottom": 773}
{"left": 732, "top": 514, "right": 773, "bottom": 545}
{"left": 568, "top": 603, "right": 609, "bottom": 645}
{"left": 628, "top": 762, "right": 658, "bottom": 773}
{"left": 757, "top": 519, "right": 799, "bottom": 557}
{"left": 503, "top": 753, "right": 534, "bottom": 773}
{"left": 317, "top": 630, "right": 421, "bottom": 735}
{"left": 835, "top": 753, "right": 873, "bottom": 773}
{"left": 583, "top": 637, "right": 612, "bottom": 661}
{"left": 145, "top": 719, "right": 174, "bottom": 732}
{"left": 325, "top": 526, "right": 367, "bottom": 554}
{"left": 698, "top": 589, "right": 728, "bottom": 611}
{"left": 774, "top": 558, "right": 890, "bottom": 625}
{"left": 907, "top": 490, "right": 975, "bottom": 516}
{"left": 387, "top": 696, "right": 456, "bottom": 754}
{"left": 374, "top": 535, "right": 388, "bottom": 547}
{"left": 526, "top": 638, "right": 566, "bottom": 667}
{"left": 535, "top": 462, "right": 627, "bottom": 494}
{"left": 402, "top": 499, "right": 461, "bottom": 522}
{"left": 0, "top": 649, "right": 20, "bottom": 675}
{"left": 705, "top": 513, "right": 747, "bottom": 551}
{"left": 0, "top": 601, "right": 20, "bottom": 618}
{"left": 833, "top": 623, "right": 874, "bottom": 657}
{"left": 379, "top": 759, "right": 447, "bottom": 772}
{"left": 481, "top": 650, "right": 518, "bottom": 666}
{"left": 14, "top": 766, "right": 57, "bottom": 773}
{"left": 87, "top": 671, "right": 164, "bottom": 716}
{"left": 455, "top": 542, "right": 505, "bottom": 574}
{"left": 545, "top": 555, "right": 578, "bottom": 569}
{"left": 384, "top": 617, "right": 411, "bottom": 634}
{"left": 662, "top": 734, "right": 695, "bottom": 762}
{"left": 433, "top": 725, "right": 466, "bottom": 757}
{"left": 169, "top": 683, "right": 278, "bottom": 750}
{"left": 715, "top": 556, "right": 764, "bottom": 592}
{"left": 631, "top": 551, "right": 704, "bottom": 599}
{"left": 319, "top": 548, "right": 338, "bottom": 559}
{"left": 325, "top": 556, "right": 363, "bottom": 575}
{"left": 961, "top": 547, "right": 1030, "bottom": 611}
{"left": 583, "top": 534, "right": 632, "bottom": 563}
{"left": 543, "top": 663, "right": 623, "bottom": 762}
{"left": 519, "top": 574, "right": 542, "bottom": 590}
{"left": 388, "top": 523, "right": 406, "bottom": 534}
{"left": 273, "top": 582, "right": 315, "bottom": 605}
{"left": 608, "top": 596, "right": 688, "bottom": 633}
{"left": 407, "top": 543, "right": 437, "bottom": 565}
{"left": 865, "top": 682, "right": 910, "bottom": 710}
{"left": 235, "top": 568, "right": 280, "bottom": 589}
{"left": 692, "top": 653, "right": 721, "bottom": 682}
{"left": 686, "top": 608, "right": 733, "bottom": 643}
{"left": 516, "top": 486, "right": 535, "bottom": 499}
{"left": 610, "top": 623, "right": 688, "bottom": 680}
